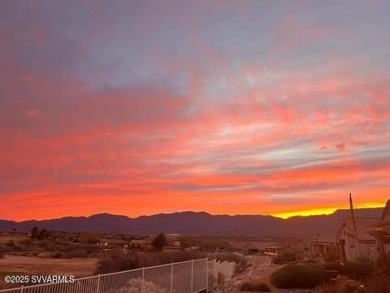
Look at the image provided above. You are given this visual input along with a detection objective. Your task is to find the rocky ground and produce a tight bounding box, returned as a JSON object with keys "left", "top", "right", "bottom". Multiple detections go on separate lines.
{"left": 215, "top": 255, "right": 318, "bottom": 293}
{"left": 216, "top": 255, "right": 280, "bottom": 292}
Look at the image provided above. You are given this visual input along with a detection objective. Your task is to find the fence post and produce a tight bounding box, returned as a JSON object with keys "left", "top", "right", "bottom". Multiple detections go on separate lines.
{"left": 96, "top": 274, "right": 101, "bottom": 293}
{"left": 190, "top": 259, "right": 194, "bottom": 292}
{"left": 141, "top": 267, "right": 145, "bottom": 292}
{"left": 170, "top": 263, "right": 174, "bottom": 293}
{"left": 206, "top": 259, "right": 208, "bottom": 292}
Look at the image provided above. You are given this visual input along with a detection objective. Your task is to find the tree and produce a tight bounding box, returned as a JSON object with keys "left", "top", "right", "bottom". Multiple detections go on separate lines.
{"left": 31, "top": 227, "right": 39, "bottom": 239}
{"left": 38, "top": 229, "right": 48, "bottom": 240}
{"left": 152, "top": 233, "right": 167, "bottom": 251}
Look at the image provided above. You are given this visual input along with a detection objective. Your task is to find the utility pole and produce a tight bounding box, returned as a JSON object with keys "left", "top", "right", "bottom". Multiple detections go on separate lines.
{"left": 349, "top": 193, "right": 361, "bottom": 259}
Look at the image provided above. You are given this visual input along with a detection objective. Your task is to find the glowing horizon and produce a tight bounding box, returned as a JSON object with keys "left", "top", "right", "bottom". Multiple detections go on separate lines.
{"left": 1, "top": 1, "right": 389, "bottom": 222}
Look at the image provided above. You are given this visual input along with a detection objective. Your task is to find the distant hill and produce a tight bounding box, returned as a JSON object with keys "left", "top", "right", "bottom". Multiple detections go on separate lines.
{"left": 0, "top": 208, "right": 383, "bottom": 236}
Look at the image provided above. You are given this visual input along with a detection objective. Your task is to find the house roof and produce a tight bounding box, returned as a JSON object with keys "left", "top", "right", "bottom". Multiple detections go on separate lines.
{"left": 341, "top": 217, "right": 379, "bottom": 241}
{"left": 227, "top": 241, "right": 280, "bottom": 250}
{"left": 369, "top": 200, "right": 390, "bottom": 235}
{"left": 312, "top": 232, "right": 337, "bottom": 244}
{"left": 130, "top": 239, "right": 150, "bottom": 244}
{"left": 380, "top": 200, "right": 390, "bottom": 223}
{"left": 101, "top": 239, "right": 128, "bottom": 244}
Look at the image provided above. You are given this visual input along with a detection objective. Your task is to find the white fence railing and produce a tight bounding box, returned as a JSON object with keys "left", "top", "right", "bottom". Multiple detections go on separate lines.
{"left": 0, "top": 258, "right": 209, "bottom": 293}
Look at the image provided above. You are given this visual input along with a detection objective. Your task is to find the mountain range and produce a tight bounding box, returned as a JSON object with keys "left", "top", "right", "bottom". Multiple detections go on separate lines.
{"left": 0, "top": 208, "right": 383, "bottom": 237}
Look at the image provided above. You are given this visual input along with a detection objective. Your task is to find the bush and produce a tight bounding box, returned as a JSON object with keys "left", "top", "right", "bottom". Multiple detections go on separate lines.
{"left": 271, "top": 264, "right": 325, "bottom": 289}
{"left": 343, "top": 262, "right": 374, "bottom": 280}
{"left": 272, "top": 248, "right": 299, "bottom": 264}
{"left": 95, "top": 251, "right": 205, "bottom": 274}
{"left": 362, "top": 255, "right": 390, "bottom": 293}
{"left": 322, "top": 261, "right": 374, "bottom": 280}
{"left": 51, "top": 251, "right": 63, "bottom": 258}
{"left": 240, "top": 280, "right": 271, "bottom": 292}
{"left": 96, "top": 252, "right": 141, "bottom": 274}
{"left": 6, "top": 240, "right": 15, "bottom": 247}
{"left": 62, "top": 248, "right": 88, "bottom": 258}
{"left": 375, "top": 255, "right": 390, "bottom": 275}
{"left": 105, "top": 278, "right": 168, "bottom": 293}
{"left": 210, "top": 253, "right": 249, "bottom": 274}
{"left": 364, "top": 274, "right": 390, "bottom": 293}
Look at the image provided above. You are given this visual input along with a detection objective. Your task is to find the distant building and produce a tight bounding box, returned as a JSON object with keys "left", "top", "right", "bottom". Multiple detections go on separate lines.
{"left": 310, "top": 232, "right": 338, "bottom": 257}
{"left": 336, "top": 217, "right": 379, "bottom": 261}
{"left": 367, "top": 200, "right": 390, "bottom": 257}
{"left": 264, "top": 244, "right": 288, "bottom": 256}
{"left": 130, "top": 239, "right": 151, "bottom": 250}
{"left": 227, "top": 241, "right": 280, "bottom": 255}
{"left": 100, "top": 239, "right": 129, "bottom": 250}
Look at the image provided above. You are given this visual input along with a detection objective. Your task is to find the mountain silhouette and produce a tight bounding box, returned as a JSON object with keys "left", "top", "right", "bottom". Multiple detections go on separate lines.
{"left": 0, "top": 208, "right": 383, "bottom": 236}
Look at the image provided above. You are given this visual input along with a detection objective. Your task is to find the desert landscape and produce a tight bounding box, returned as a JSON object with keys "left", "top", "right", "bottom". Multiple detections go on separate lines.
{"left": 1, "top": 0, "right": 390, "bottom": 292}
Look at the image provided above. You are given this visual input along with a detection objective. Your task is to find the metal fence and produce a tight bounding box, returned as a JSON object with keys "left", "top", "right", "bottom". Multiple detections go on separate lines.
{"left": 0, "top": 258, "right": 208, "bottom": 293}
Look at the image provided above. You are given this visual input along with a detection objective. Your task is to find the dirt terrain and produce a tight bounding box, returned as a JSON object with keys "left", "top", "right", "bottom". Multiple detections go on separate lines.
{"left": 220, "top": 255, "right": 281, "bottom": 292}
{"left": 0, "top": 255, "right": 98, "bottom": 277}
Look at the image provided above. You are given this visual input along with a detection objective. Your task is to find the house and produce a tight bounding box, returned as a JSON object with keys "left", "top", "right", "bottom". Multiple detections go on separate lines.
{"left": 227, "top": 241, "right": 279, "bottom": 255}
{"left": 264, "top": 244, "right": 287, "bottom": 256}
{"left": 310, "top": 232, "right": 338, "bottom": 257}
{"left": 100, "top": 239, "right": 129, "bottom": 250}
{"left": 130, "top": 239, "right": 151, "bottom": 250}
{"left": 367, "top": 200, "right": 390, "bottom": 257}
{"left": 336, "top": 217, "right": 379, "bottom": 261}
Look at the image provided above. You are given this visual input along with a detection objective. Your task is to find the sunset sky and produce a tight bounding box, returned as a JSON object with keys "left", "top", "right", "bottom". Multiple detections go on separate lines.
{"left": 1, "top": 1, "right": 389, "bottom": 221}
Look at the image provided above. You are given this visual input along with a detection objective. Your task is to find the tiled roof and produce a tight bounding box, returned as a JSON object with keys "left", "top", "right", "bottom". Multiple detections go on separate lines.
{"left": 343, "top": 217, "right": 379, "bottom": 241}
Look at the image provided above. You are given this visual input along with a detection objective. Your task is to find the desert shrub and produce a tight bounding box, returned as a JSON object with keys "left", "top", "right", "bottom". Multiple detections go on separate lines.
{"left": 86, "top": 236, "right": 100, "bottom": 244}
{"left": 113, "top": 278, "right": 168, "bottom": 293}
{"left": 375, "top": 255, "right": 390, "bottom": 275}
{"left": 271, "top": 264, "right": 325, "bottom": 289}
{"left": 19, "top": 238, "right": 33, "bottom": 246}
{"left": 322, "top": 261, "right": 374, "bottom": 280}
{"left": 210, "top": 253, "right": 249, "bottom": 274}
{"left": 272, "top": 248, "right": 299, "bottom": 264}
{"left": 321, "top": 280, "right": 364, "bottom": 293}
{"left": 38, "top": 252, "right": 52, "bottom": 258}
{"left": 361, "top": 255, "right": 390, "bottom": 293}
{"left": 6, "top": 240, "right": 15, "bottom": 247}
{"left": 38, "top": 240, "right": 56, "bottom": 251}
{"left": 96, "top": 250, "right": 206, "bottom": 274}
{"left": 62, "top": 248, "right": 88, "bottom": 258}
{"left": 323, "top": 261, "right": 344, "bottom": 272}
{"left": 51, "top": 251, "right": 63, "bottom": 258}
{"left": 96, "top": 251, "right": 149, "bottom": 274}
{"left": 343, "top": 262, "right": 374, "bottom": 280}
{"left": 83, "top": 244, "right": 97, "bottom": 255}
{"left": 240, "top": 280, "right": 271, "bottom": 292}
{"left": 364, "top": 274, "right": 390, "bottom": 293}
{"left": 147, "top": 250, "right": 205, "bottom": 265}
